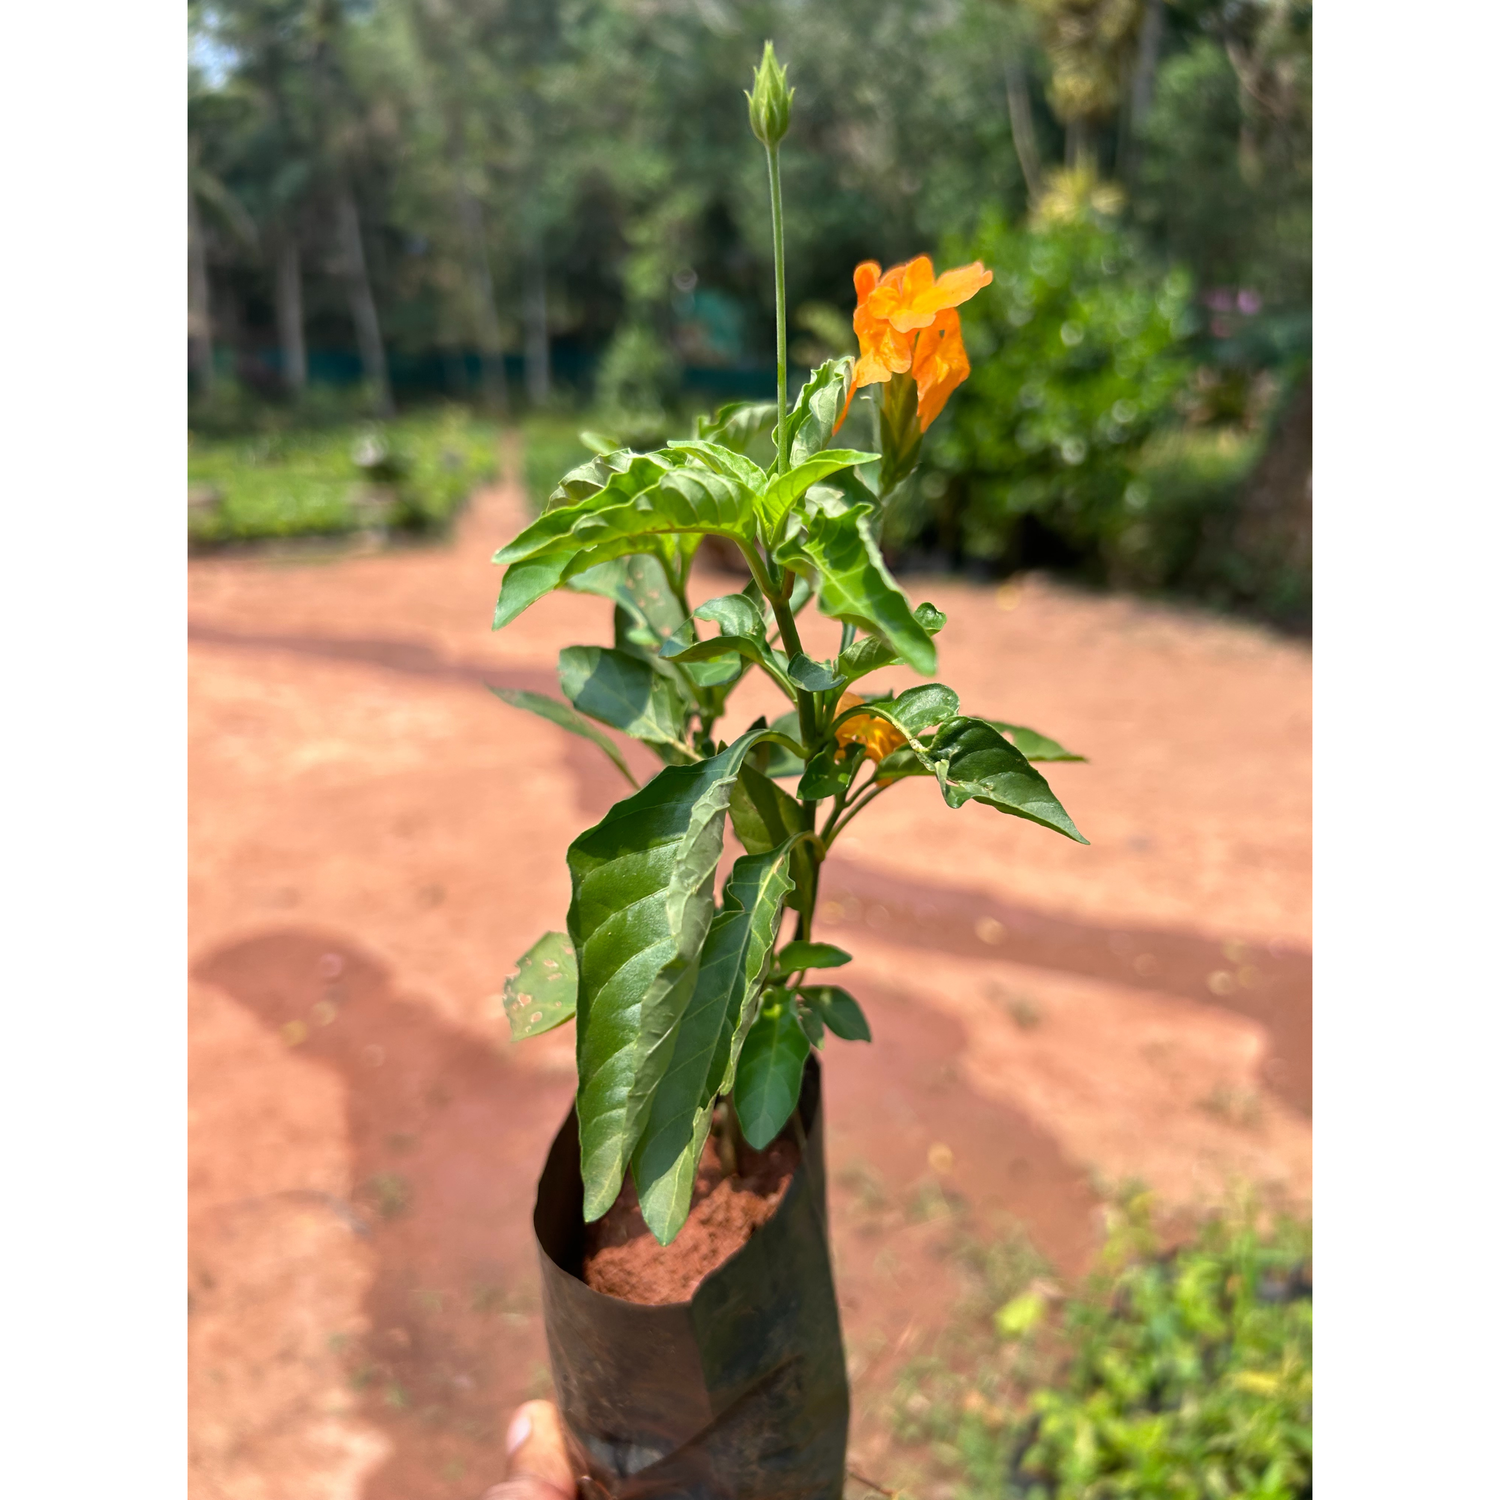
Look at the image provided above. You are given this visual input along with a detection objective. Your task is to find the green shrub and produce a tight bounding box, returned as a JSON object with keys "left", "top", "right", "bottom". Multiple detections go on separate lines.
{"left": 188, "top": 406, "right": 498, "bottom": 545}
{"left": 886, "top": 211, "right": 1194, "bottom": 575}
{"left": 894, "top": 1197, "right": 1312, "bottom": 1499}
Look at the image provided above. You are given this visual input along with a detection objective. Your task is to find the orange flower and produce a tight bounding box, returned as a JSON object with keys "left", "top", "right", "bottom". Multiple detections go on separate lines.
{"left": 836, "top": 255, "right": 991, "bottom": 434}
{"left": 833, "top": 692, "right": 908, "bottom": 762}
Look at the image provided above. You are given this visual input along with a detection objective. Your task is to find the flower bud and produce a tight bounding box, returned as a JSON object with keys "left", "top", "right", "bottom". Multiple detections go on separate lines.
{"left": 745, "top": 40, "right": 793, "bottom": 148}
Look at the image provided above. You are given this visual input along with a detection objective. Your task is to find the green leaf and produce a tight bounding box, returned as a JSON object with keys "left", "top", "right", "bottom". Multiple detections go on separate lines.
{"left": 696, "top": 399, "right": 777, "bottom": 454}
{"left": 786, "top": 652, "right": 847, "bottom": 692}
{"left": 778, "top": 357, "right": 853, "bottom": 465}
{"left": 568, "top": 466, "right": 759, "bottom": 562}
{"left": 502, "top": 932, "right": 578, "bottom": 1040}
{"left": 837, "top": 602, "right": 947, "bottom": 683}
{"left": 558, "top": 646, "right": 687, "bottom": 746}
{"left": 568, "top": 553, "right": 687, "bottom": 646}
{"left": 925, "top": 718, "right": 1089, "bottom": 843}
{"left": 546, "top": 447, "right": 638, "bottom": 508}
{"left": 798, "top": 743, "right": 859, "bottom": 801}
{"left": 730, "top": 762, "right": 815, "bottom": 914}
{"left": 734, "top": 994, "right": 811, "bottom": 1150}
{"left": 774, "top": 941, "right": 851, "bottom": 975}
{"left": 493, "top": 552, "right": 575, "bottom": 629}
{"left": 865, "top": 745, "right": 931, "bottom": 784}
{"left": 797, "top": 985, "right": 871, "bottom": 1042}
{"left": 489, "top": 687, "right": 638, "bottom": 788}
{"left": 567, "top": 730, "right": 770, "bottom": 1219}
{"left": 631, "top": 844, "right": 799, "bottom": 1244}
{"left": 775, "top": 506, "right": 937, "bottom": 674}
{"left": 793, "top": 995, "right": 824, "bottom": 1049}
{"left": 665, "top": 439, "right": 768, "bottom": 491}
{"left": 987, "top": 720, "right": 1088, "bottom": 763}
{"left": 890, "top": 683, "right": 961, "bottom": 734}
{"left": 497, "top": 454, "right": 670, "bottom": 564}
{"left": 757, "top": 449, "right": 880, "bottom": 539}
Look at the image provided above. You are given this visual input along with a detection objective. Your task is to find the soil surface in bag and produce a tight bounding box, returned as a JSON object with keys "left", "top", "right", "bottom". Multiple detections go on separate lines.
{"left": 582, "top": 1136, "right": 799, "bottom": 1304}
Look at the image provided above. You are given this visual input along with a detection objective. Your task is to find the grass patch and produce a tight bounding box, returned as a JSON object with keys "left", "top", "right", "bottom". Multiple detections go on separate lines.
{"left": 891, "top": 1192, "right": 1311, "bottom": 1499}
{"left": 188, "top": 405, "right": 499, "bottom": 545}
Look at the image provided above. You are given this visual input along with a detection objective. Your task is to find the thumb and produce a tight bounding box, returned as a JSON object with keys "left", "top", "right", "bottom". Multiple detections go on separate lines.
{"left": 480, "top": 1400, "right": 576, "bottom": 1500}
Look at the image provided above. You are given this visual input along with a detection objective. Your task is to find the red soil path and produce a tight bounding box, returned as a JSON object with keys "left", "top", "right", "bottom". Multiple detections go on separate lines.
{"left": 188, "top": 472, "right": 1310, "bottom": 1499}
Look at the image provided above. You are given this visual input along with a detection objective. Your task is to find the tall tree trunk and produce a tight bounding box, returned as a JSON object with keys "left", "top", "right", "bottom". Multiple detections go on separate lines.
{"left": 275, "top": 235, "right": 307, "bottom": 397}
{"left": 335, "top": 181, "right": 393, "bottom": 416}
{"left": 456, "top": 179, "right": 508, "bottom": 415}
{"left": 1121, "top": 0, "right": 1165, "bottom": 186}
{"left": 188, "top": 186, "right": 215, "bottom": 397}
{"left": 524, "top": 235, "right": 550, "bottom": 407}
{"left": 1003, "top": 52, "right": 1043, "bottom": 201}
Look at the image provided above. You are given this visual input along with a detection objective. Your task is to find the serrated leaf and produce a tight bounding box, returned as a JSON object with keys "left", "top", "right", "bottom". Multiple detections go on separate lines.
{"left": 797, "top": 985, "right": 871, "bottom": 1042}
{"left": 837, "top": 602, "right": 947, "bottom": 683}
{"left": 489, "top": 687, "right": 637, "bottom": 788}
{"left": 775, "top": 506, "right": 937, "bottom": 674}
{"left": 778, "top": 357, "right": 853, "bottom": 465}
{"left": 631, "top": 844, "right": 798, "bottom": 1244}
{"left": 567, "top": 730, "right": 771, "bottom": 1220}
{"left": 774, "top": 941, "right": 851, "bottom": 975}
{"left": 925, "top": 718, "right": 1088, "bottom": 842}
{"left": 757, "top": 450, "right": 880, "bottom": 540}
{"left": 503, "top": 932, "right": 578, "bottom": 1040}
{"left": 558, "top": 646, "right": 686, "bottom": 745}
{"left": 734, "top": 994, "right": 811, "bottom": 1150}
{"left": 988, "top": 720, "right": 1087, "bottom": 763}
{"left": 786, "top": 652, "right": 847, "bottom": 692}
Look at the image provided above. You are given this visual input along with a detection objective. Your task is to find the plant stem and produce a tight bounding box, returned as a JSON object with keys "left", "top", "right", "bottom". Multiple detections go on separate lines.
{"left": 766, "top": 142, "right": 789, "bottom": 478}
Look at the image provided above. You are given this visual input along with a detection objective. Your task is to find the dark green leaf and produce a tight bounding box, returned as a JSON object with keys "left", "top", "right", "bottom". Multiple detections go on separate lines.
{"left": 631, "top": 844, "right": 798, "bottom": 1243}
{"left": 567, "top": 731, "right": 770, "bottom": 1219}
{"left": 867, "top": 745, "right": 932, "bottom": 784}
{"left": 734, "top": 994, "right": 811, "bottom": 1149}
{"left": 798, "top": 985, "right": 872, "bottom": 1042}
{"left": 786, "top": 652, "right": 847, "bottom": 692}
{"left": 730, "top": 763, "right": 807, "bottom": 854}
{"left": 925, "top": 718, "right": 1088, "bottom": 843}
{"left": 569, "top": 553, "right": 687, "bottom": 646}
{"left": 489, "top": 687, "right": 637, "bottom": 788}
{"left": 794, "top": 996, "right": 824, "bottom": 1049}
{"left": 798, "top": 743, "right": 858, "bottom": 800}
{"left": 891, "top": 683, "right": 960, "bottom": 734}
{"left": 558, "top": 646, "right": 687, "bottom": 746}
{"left": 502, "top": 932, "right": 578, "bottom": 1040}
{"left": 774, "top": 941, "right": 851, "bottom": 975}
{"left": 988, "top": 720, "right": 1088, "bottom": 763}
{"left": 493, "top": 552, "right": 575, "bottom": 629}
{"left": 775, "top": 506, "right": 937, "bottom": 674}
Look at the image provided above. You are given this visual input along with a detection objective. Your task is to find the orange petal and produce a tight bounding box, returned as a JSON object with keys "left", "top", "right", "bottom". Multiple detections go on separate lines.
{"left": 913, "top": 309, "right": 971, "bottom": 431}
{"left": 854, "top": 302, "right": 913, "bottom": 376}
{"left": 889, "top": 260, "right": 993, "bottom": 332}
{"left": 852, "top": 261, "right": 882, "bottom": 304}
{"left": 865, "top": 259, "right": 915, "bottom": 321}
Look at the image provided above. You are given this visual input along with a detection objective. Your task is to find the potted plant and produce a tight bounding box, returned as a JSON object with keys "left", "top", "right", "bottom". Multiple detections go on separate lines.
{"left": 494, "top": 44, "right": 1087, "bottom": 1499}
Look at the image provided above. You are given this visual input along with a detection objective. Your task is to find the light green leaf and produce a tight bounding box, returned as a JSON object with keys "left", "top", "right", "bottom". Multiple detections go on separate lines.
{"left": 774, "top": 941, "right": 851, "bottom": 975}
{"left": 546, "top": 447, "right": 638, "bottom": 508}
{"left": 837, "top": 602, "right": 947, "bottom": 682}
{"left": 568, "top": 553, "right": 687, "bottom": 647}
{"left": 489, "top": 687, "right": 637, "bottom": 788}
{"left": 567, "top": 467, "right": 758, "bottom": 562}
{"left": 497, "top": 454, "right": 670, "bottom": 565}
{"left": 775, "top": 506, "right": 937, "bottom": 674}
{"left": 988, "top": 720, "right": 1087, "bottom": 763}
{"left": 665, "top": 440, "right": 768, "bottom": 491}
{"left": 696, "top": 399, "right": 777, "bottom": 454}
{"left": 558, "top": 646, "right": 687, "bottom": 745}
{"left": 890, "top": 683, "right": 961, "bottom": 734}
{"left": 734, "top": 994, "right": 811, "bottom": 1150}
{"left": 778, "top": 357, "right": 853, "bottom": 465}
{"left": 567, "top": 730, "right": 771, "bottom": 1220}
{"left": 757, "top": 449, "right": 880, "bottom": 539}
{"left": 502, "top": 932, "right": 578, "bottom": 1040}
{"left": 493, "top": 552, "right": 575, "bottom": 629}
{"left": 797, "top": 985, "right": 871, "bottom": 1042}
{"left": 631, "top": 844, "right": 799, "bottom": 1244}
{"left": 925, "top": 718, "right": 1088, "bottom": 842}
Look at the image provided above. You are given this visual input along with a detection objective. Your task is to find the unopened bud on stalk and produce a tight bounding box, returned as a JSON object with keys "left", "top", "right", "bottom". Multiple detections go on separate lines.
{"left": 746, "top": 41, "right": 793, "bottom": 148}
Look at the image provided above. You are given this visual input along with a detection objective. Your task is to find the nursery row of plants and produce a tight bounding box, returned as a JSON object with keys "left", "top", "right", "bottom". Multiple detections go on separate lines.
{"left": 186, "top": 406, "right": 498, "bottom": 546}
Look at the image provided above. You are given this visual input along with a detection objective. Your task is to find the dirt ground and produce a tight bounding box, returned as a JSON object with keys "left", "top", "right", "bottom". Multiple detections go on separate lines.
{"left": 188, "top": 470, "right": 1311, "bottom": 1500}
